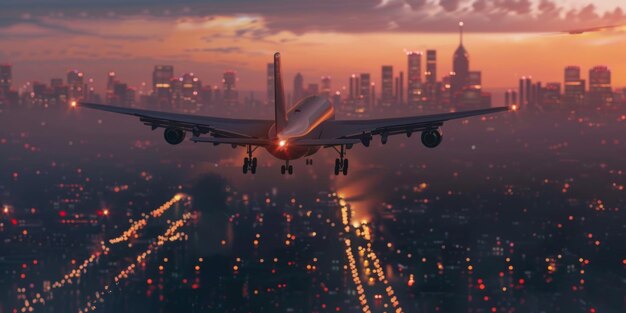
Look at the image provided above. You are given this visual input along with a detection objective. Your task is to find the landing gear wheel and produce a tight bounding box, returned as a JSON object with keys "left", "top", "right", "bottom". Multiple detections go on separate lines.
{"left": 243, "top": 158, "right": 249, "bottom": 174}
{"left": 288, "top": 165, "right": 293, "bottom": 175}
{"left": 342, "top": 159, "right": 349, "bottom": 176}
{"left": 251, "top": 157, "right": 258, "bottom": 174}
{"left": 334, "top": 159, "right": 341, "bottom": 175}
{"left": 281, "top": 165, "right": 286, "bottom": 175}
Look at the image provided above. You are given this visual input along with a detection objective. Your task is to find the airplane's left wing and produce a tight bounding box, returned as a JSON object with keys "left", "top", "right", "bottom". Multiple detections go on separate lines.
{"left": 319, "top": 107, "right": 509, "bottom": 144}
{"left": 79, "top": 102, "right": 273, "bottom": 139}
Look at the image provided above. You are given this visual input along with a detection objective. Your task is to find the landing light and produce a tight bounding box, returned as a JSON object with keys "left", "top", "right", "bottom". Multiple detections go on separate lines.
{"left": 279, "top": 140, "right": 287, "bottom": 147}
{"left": 70, "top": 100, "right": 77, "bottom": 108}
{"left": 510, "top": 104, "right": 519, "bottom": 111}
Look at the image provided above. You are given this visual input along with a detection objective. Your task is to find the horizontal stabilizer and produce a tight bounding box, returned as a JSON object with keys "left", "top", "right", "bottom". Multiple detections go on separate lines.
{"left": 191, "top": 137, "right": 271, "bottom": 146}
{"left": 291, "top": 139, "right": 361, "bottom": 146}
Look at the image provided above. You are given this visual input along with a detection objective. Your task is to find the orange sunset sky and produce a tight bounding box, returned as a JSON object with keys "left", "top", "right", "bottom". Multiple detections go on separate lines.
{"left": 1, "top": 0, "right": 625, "bottom": 93}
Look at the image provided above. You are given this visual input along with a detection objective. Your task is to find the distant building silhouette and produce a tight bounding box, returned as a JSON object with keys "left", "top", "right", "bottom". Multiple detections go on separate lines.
{"left": 381, "top": 65, "right": 394, "bottom": 107}
{"left": 588, "top": 66, "right": 613, "bottom": 106}
{"left": 407, "top": 51, "right": 422, "bottom": 106}
{"left": 222, "top": 71, "right": 238, "bottom": 106}
{"left": 564, "top": 66, "right": 585, "bottom": 106}
{"left": 451, "top": 22, "right": 470, "bottom": 99}
{"left": 152, "top": 65, "right": 174, "bottom": 109}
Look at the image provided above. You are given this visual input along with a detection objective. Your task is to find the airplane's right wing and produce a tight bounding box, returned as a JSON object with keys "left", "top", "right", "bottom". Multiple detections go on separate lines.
{"left": 319, "top": 107, "right": 509, "bottom": 143}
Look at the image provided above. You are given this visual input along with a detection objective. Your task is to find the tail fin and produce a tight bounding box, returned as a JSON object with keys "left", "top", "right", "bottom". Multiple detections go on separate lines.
{"left": 274, "top": 52, "right": 287, "bottom": 135}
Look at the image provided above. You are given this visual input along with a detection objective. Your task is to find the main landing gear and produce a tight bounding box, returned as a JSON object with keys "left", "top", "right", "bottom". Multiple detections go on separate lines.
{"left": 243, "top": 145, "right": 258, "bottom": 174}
{"left": 281, "top": 160, "right": 294, "bottom": 175}
{"left": 333, "top": 145, "right": 349, "bottom": 176}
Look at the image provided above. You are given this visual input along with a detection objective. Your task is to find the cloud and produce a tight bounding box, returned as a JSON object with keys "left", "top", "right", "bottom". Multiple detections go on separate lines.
{"left": 0, "top": 0, "right": 624, "bottom": 35}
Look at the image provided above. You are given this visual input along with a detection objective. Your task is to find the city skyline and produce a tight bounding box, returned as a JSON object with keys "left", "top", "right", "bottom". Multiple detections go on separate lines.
{"left": 1, "top": 1, "right": 626, "bottom": 91}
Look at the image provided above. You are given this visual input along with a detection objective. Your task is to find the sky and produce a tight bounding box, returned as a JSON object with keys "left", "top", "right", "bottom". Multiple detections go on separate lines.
{"left": 1, "top": 0, "right": 625, "bottom": 93}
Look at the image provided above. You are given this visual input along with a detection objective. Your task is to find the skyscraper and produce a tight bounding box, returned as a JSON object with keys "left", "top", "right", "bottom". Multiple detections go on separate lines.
{"left": 452, "top": 22, "right": 470, "bottom": 98}
{"left": 349, "top": 74, "right": 359, "bottom": 101}
{"left": 153, "top": 65, "right": 174, "bottom": 108}
{"left": 564, "top": 66, "right": 585, "bottom": 106}
{"left": 381, "top": 66, "right": 394, "bottom": 107}
{"left": 222, "top": 71, "right": 238, "bottom": 106}
{"left": 0, "top": 64, "right": 12, "bottom": 96}
{"left": 425, "top": 50, "right": 437, "bottom": 85}
{"left": 407, "top": 51, "right": 422, "bottom": 105}
{"left": 321, "top": 76, "right": 331, "bottom": 99}
{"left": 359, "top": 73, "right": 371, "bottom": 108}
{"left": 267, "top": 63, "right": 275, "bottom": 105}
{"left": 588, "top": 66, "right": 612, "bottom": 106}
{"left": 67, "top": 70, "right": 85, "bottom": 100}
{"left": 293, "top": 73, "right": 304, "bottom": 104}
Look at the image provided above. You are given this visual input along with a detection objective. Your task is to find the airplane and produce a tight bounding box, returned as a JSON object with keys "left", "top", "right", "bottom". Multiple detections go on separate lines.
{"left": 79, "top": 52, "right": 508, "bottom": 176}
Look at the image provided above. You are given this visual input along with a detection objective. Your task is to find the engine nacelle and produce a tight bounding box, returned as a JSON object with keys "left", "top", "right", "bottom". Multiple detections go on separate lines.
{"left": 163, "top": 127, "right": 186, "bottom": 145}
{"left": 421, "top": 129, "right": 442, "bottom": 148}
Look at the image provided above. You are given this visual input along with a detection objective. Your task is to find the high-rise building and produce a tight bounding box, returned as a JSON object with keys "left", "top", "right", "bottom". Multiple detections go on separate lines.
{"left": 349, "top": 74, "right": 359, "bottom": 101}
{"left": 407, "top": 51, "right": 422, "bottom": 105}
{"left": 153, "top": 65, "right": 174, "bottom": 108}
{"left": 179, "top": 73, "right": 201, "bottom": 109}
{"left": 589, "top": 66, "right": 612, "bottom": 106}
{"left": 267, "top": 63, "right": 275, "bottom": 105}
{"left": 518, "top": 76, "right": 532, "bottom": 108}
{"left": 397, "top": 71, "right": 404, "bottom": 105}
{"left": 321, "top": 76, "right": 332, "bottom": 99}
{"left": 426, "top": 50, "right": 437, "bottom": 85}
{"left": 505, "top": 89, "right": 518, "bottom": 107}
{"left": 359, "top": 73, "right": 371, "bottom": 108}
{"left": 293, "top": 73, "right": 304, "bottom": 104}
{"left": 564, "top": 66, "right": 585, "bottom": 106}
{"left": 381, "top": 66, "right": 394, "bottom": 107}
{"left": 222, "top": 71, "right": 238, "bottom": 106}
{"left": 452, "top": 22, "right": 470, "bottom": 98}
{"left": 67, "top": 70, "right": 85, "bottom": 100}
{"left": 0, "top": 64, "right": 12, "bottom": 96}
{"left": 543, "top": 83, "right": 561, "bottom": 107}
{"left": 468, "top": 71, "right": 481, "bottom": 90}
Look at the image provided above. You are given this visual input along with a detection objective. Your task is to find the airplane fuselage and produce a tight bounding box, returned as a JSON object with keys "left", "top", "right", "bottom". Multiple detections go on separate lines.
{"left": 266, "top": 95, "right": 334, "bottom": 160}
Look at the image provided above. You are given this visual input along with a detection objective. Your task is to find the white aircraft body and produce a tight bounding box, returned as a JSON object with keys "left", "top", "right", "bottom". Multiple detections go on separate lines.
{"left": 80, "top": 52, "right": 508, "bottom": 175}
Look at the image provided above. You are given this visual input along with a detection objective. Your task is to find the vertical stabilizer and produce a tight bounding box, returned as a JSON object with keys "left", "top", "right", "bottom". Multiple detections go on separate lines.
{"left": 274, "top": 52, "right": 287, "bottom": 136}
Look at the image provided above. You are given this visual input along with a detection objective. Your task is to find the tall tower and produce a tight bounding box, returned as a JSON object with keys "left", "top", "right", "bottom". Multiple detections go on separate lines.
{"left": 222, "top": 71, "right": 238, "bottom": 106}
{"left": 407, "top": 51, "right": 422, "bottom": 105}
{"left": 293, "top": 73, "right": 304, "bottom": 104}
{"left": 266, "top": 63, "right": 275, "bottom": 105}
{"left": 425, "top": 50, "right": 437, "bottom": 85}
{"left": 451, "top": 22, "right": 470, "bottom": 98}
{"left": 564, "top": 66, "right": 585, "bottom": 106}
{"left": 589, "top": 66, "right": 612, "bottom": 106}
{"left": 381, "top": 65, "right": 394, "bottom": 106}
{"left": 359, "top": 73, "right": 371, "bottom": 108}
{"left": 153, "top": 65, "right": 174, "bottom": 109}
{"left": 321, "top": 76, "right": 332, "bottom": 99}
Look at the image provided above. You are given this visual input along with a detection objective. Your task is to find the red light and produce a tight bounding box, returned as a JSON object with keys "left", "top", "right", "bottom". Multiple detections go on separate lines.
{"left": 59, "top": 210, "right": 67, "bottom": 217}
{"left": 479, "top": 284, "right": 486, "bottom": 290}
{"left": 10, "top": 218, "right": 17, "bottom": 225}
{"left": 146, "top": 278, "right": 153, "bottom": 285}
{"left": 519, "top": 278, "right": 525, "bottom": 285}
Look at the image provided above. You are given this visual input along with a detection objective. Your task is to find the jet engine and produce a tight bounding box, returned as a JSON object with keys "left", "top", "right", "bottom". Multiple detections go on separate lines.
{"left": 163, "top": 127, "right": 186, "bottom": 145}
{"left": 421, "top": 129, "right": 442, "bottom": 148}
